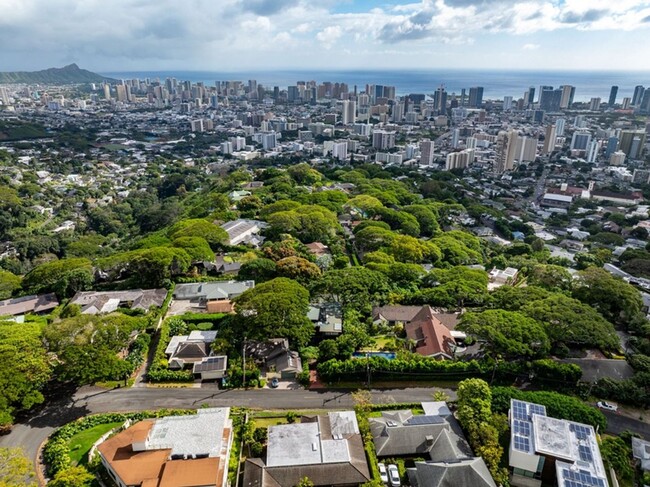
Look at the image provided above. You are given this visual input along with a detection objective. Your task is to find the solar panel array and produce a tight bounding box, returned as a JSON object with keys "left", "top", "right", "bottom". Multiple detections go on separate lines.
{"left": 405, "top": 415, "right": 444, "bottom": 426}
{"left": 578, "top": 445, "right": 594, "bottom": 463}
{"left": 512, "top": 400, "right": 529, "bottom": 420}
{"left": 561, "top": 468, "right": 607, "bottom": 487}
{"left": 513, "top": 419, "right": 531, "bottom": 436}
{"left": 194, "top": 356, "right": 226, "bottom": 372}
{"left": 570, "top": 424, "right": 592, "bottom": 440}
{"left": 513, "top": 435, "right": 530, "bottom": 452}
{"left": 530, "top": 404, "right": 546, "bottom": 417}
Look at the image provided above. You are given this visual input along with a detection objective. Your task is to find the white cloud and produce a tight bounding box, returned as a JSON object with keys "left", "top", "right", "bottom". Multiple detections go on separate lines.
{"left": 522, "top": 43, "right": 540, "bottom": 50}
{"left": 316, "top": 25, "right": 343, "bottom": 48}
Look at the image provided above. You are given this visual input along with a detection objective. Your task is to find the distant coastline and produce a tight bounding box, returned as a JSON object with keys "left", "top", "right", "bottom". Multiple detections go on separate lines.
{"left": 100, "top": 69, "right": 650, "bottom": 102}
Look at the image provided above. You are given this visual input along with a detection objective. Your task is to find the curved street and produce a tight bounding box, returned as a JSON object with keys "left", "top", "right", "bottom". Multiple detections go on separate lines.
{"left": 0, "top": 385, "right": 456, "bottom": 465}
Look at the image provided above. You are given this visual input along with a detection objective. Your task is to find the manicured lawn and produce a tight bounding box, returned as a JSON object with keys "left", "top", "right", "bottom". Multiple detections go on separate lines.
{"left": 252, "top": 417, "right": 289, "bottom": 429}
{"left": 68, "top": 422, "right": 122, "bottom": 465}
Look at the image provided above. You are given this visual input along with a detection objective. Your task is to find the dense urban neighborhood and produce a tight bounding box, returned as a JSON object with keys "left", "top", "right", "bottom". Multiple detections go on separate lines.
{"left": 1, "top": 67, "right": 650, "bottom": 487}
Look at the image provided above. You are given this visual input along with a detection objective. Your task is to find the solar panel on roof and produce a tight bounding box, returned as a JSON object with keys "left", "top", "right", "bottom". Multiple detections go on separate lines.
{"left": 513, "top": 435, "right": 530, "bottom": 452}
{"left": 512, "top": 400, "right": 528, "bottom": 420}
{"left": 406, "top": 415, "right": 444, "bottom": 425}
{"left": 571, "top": 424, "right": 591, "bottom": 440}
{"left": 560, "top": 468, "right": 605, "bottom": 487}
{"left": 530, "top": 404, "right": 546, "bottom": 416}
{"left": 578, "top": 445, "right": 594, "bottom": 463}
{"left": 513, "top": 419, "right": 531, "bottom": 436}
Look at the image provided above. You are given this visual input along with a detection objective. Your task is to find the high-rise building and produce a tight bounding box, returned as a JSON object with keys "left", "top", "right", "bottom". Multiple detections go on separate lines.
{"left": 523, "top": 87, "right": 535, "bottom": 107}
{"left": 586, "top": 140, "right": 601, "bottom": 163}
{"left": 555, "top": 118, "right": 566, "bottom": 136}
{"left": 610, "top": 151, "right": 626, "bottom": 165}
{"left": 622, "top": 97, "right": 631, "bottom": 110}
{"left": 559, "top": 85, "right": 575, "bottom": 109}
{"left": 620, "top": 130, "right": 647, "bottom": 159}
{"left": 372, "top": 130, "right": 396, "bottom": 150}
{"left": 632, "top": 85, "right": 645, "bottom": 106}
{"left": 503, "top": 96, "right": 513, "bottom": 111}
{"left": 514, "top": 136, "right": 538, "bottom": 162}
{"left": 103, "top": 84, "right": 111, "bottom": 100}
{"left": 434, "top": 86, "right": 447, "bottom": 115}
{"left": 446, "top": 149, "right": 475, "bottom": 170}
{"left": 324, "top": 140, "right": 348, "bottom": 160}
{"left": 341, "top": 100, "right": 356, "bottom": 125}
{"left": 287, "top": 86, "right": 299, "bottom": 102}
{"left": 542, "top": 124, "right": 557, "bottom": 155}
{"left": 391, "top": 102, "right": 404, "bottom": 123}
{"left": 605, "top": 137, "right": 619, "bottom": 158}
{"left": 571, "top": 131, "right": 592, "bottom": 151}
{"left": 589, "top": 97, "right": 601, "bottom": 111}
{"left": 538, "top": 86, "right": 555, "bottom": 111}
{"left": 640, "top": 88, "right": 650, "bottom": 113}
{"left": 451, "top": 129, "right": 460, "bottom": 148}
{"left": 468, "top": 87, "right": 484, "bottom": 108}
{"left": 608, "top": 86, "right": 618, "bottom": 107}
{"left": 420, "top": 139, "right": 435, "bottom": 166}
{"left": 495, "top": 130, "right": 518, "bottom": 173}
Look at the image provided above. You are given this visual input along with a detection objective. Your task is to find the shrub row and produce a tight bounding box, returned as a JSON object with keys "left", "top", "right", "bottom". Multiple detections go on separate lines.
{"left": 147, "top": 317, "right": 193, "bottom": 383}
{"left": 490, "top": 387, "right": 607, "bottom": 431}
{"left": 316, "top": 356, "right": 582, "bottom": 388}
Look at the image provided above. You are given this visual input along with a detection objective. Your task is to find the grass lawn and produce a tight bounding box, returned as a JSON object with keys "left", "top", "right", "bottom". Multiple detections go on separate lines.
{"left": 95, "top": 378, "right": 135, "bottom": 389}
{"left": 252, "top": 417, "right": 289, "bottom": 429}
{"left": 68, "top": 422, "right": 123, "bottom": 465}
{"left": 368, "top": 335, "right": 396, "bottom": 350}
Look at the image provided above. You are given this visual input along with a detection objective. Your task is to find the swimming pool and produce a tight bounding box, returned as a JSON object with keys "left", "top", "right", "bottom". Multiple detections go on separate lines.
{"left": 352, "top": 351, "right": 396, "bottom": 360}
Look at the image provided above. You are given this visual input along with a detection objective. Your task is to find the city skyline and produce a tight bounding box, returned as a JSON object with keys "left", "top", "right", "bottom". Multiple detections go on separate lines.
{"left": 2, "top": 0, "right": 650, "bottom": 72}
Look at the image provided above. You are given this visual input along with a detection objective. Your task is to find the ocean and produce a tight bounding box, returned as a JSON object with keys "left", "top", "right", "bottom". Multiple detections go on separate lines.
{"left": 100, "top": 69, "right": 650, "bottom": 103}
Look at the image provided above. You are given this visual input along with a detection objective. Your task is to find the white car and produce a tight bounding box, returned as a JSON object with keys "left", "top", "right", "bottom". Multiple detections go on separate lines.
{"left": 597, "top": 401, "right": 618, "bottom": 412}
{"left": 378, "top": 463, "right": 388, "bottom": 484}
{"left": 388, "top": 464, "right": 400, "bottom": 487}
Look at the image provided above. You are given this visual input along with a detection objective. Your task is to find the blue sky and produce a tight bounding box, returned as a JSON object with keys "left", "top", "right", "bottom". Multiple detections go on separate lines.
{"left": 1, "top": 0, "right": 650, "bottom": 72}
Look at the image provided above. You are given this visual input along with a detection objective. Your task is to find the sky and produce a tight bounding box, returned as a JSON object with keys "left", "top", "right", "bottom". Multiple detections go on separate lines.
{"left": 1, "top": 0, "right": 650, "bottom": 72}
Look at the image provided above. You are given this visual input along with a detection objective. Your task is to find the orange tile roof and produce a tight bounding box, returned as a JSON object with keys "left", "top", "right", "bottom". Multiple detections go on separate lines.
{"left": 158, "top": 457, "right": 220, "bottom": 487}
{"left": 405, "top": 306, "right": 456, "bottom": 358}
{"left": 97, "top": 421, "right": 170, "bottom": 486}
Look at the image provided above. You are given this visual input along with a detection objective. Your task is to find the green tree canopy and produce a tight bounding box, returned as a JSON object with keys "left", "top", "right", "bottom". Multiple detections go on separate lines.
{"left": 311, "top": 267, "right": 390, "bottom": 313}
{"left": 459, "top": 310, "right": 550, "bottom": 359}
{"left": 22, "top": 258, "right": 93, "bottom": 296}
{"left": 0, "top": 447, "right": 36, "bottom": 487}
{"left": 168, "top": 219, "right": 228, "bottom": 249}
{"left": 234, "top": 278, "right": 313, "bottom": 347}
{"left": 521, "top": 294, "right": 620, "bottom": 350}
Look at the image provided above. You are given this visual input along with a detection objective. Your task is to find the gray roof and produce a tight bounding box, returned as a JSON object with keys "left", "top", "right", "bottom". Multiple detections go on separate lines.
{"left": 245, "top": 412, "right": 370, "bottom": 487}
{"left": 146, "top": 407, "right": 230, "bottom": 458}
{"left": 266, "top": 350, "right": 302, "bottom": 374}
{"left": 0, "top": 293, "right": 59, "bottom": 316}
{"left": 70, "top": 288, "right": 167, "bottom": 314}
{"left": 370, "top": 409, "right": 471, "bottom": 458}
{"left": 173, "top": 281, "right": 254, "bottom": 301}
{"left": 407, "top": 458, "right": 497, "bottom": 487}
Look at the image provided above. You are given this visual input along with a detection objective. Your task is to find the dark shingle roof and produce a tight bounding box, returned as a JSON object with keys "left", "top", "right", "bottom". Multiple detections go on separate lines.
{"left": 407, "top": 458, "right": 497, "bottom": 487}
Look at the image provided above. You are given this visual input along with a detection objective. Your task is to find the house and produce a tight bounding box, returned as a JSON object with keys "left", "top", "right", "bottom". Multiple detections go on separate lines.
{"left": 173, "top": 281, "right": 254, "bottom": 313}
{"left": 228, "top": 190, "right": 251, "bottom": 202}
{"left": 305, "top": 242, "right": 331, "bottom": 259}
{"left": 0, "top": 293, "right": 59, "bottom": 318}
{"left": 631, "top": 437, "right": 650, "bottom": 472}
{"left": 165, "top": 330, "right": 221, "bottom": 372}
{"left": 242, "top": 411, "right": 371, "bottom": 487}
{"left": 97, "top": 408, "right": 233, "bottom": 487}
{"left": 69, "top": 289, "right": 167, "bottom": 315}
{"left": 407, "top": 458, "right": 497, "bottom": 487}
{"left": 369, "top": 402, "right": 496, "bottom": 487}
{"left": 214, "top": 255, "right": 241, "bottom": 275}
{"left": 308, "top": 303, "right": 343, "bottom": 336}
{"left": 508, "top": 399, "right": 609, "bottom": 487}
{"left": 245, "top": 338, "right": 303, "bottom": 379}
{"left": 220, "top": 219, "right": 268, "bottom": 247}
{"left": 488, "top": 267, "right": 519, "bottom": 288}
{"left": 404, "top": 306, "right": 457, "bottom": 360}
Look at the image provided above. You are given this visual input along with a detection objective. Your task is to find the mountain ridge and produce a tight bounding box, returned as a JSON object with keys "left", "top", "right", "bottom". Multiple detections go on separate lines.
{"left": 0, "top": 64, "right": 117, "bottom": 84}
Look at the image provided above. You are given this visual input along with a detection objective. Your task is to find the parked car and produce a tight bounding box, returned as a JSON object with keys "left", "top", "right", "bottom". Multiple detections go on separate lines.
{"left": 387, "top": 464, "right": 400, "bottom": 487}
{"left": 269, "top": 378, "right": 279, "bottom": 388}
{"left": 378, "top": 463, "right": 388, "bottom": 484}
{"left": 597, "top": 401, "right": 618, "bottom": 412}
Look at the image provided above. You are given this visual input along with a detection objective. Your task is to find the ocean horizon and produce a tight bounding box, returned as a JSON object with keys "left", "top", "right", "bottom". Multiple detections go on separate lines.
{"left": 101, "top": 68, "right": 650, "bottom": 103}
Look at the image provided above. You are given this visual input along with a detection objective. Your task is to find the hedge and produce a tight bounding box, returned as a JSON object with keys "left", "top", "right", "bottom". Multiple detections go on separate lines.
{"left": 316, "top": 356, "right": 582, "bottom": 388}
{"left": 491, "top": 387, "right": 607, "bottom": 431}
{"left": 43, "top": 410, "right": 194, "bottom": 477}
{"left": 146, "top": 317, "right": 193, "bottom": 383}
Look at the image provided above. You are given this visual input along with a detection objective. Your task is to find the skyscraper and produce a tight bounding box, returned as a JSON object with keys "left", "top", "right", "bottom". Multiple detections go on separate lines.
{"left": 632, "top": 85, "right": 645, "bottom": 106}
{"left": 555, "top": 118, "right": 566, "bottom": 137}
{"left": 559, "top": 85, "right": 575, "bottom": 109}
{"left": 0, "top": 87, "right": 9, "bottom": 105}
{"left": 620, "top": 130, "right": 647, "bottom": 159}
{"left": 495, "top": 130, "right": 518, "bottom": 173}
{"left": 608, "top": 86, "right": 618, "bottom": 107}
{"left": 420, "top": 139, "right": 435, "bottom": 166}
{"left": 468, "top": 87, "right": 484, "bottom": 108}
{"left": 503, "top": 96, "right": 513, "bottom": 111}
{"left": 538, "top": 86, "right": 555, "bottom": 111}
{"left": 571, "top": 131, "right": 592, "bottom": 151}
{"left": 542, "top": 124, "right": 557, "bottom": 155}
{"left": 589, "top": 98, "right": 601, "bottom": 111}
{"left": 523, "top": 87, "right": 535, "bottom": 107}
{"left": 341, "top": 100, "right": 356, "bottom": 125}
{"left": 434, "top": 86, "right": 447, "bottom": 115}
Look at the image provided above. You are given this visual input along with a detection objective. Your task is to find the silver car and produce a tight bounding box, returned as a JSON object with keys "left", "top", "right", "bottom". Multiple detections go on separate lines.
{"left": 388, "top": 464, "right": 400, "bottom": 487}
{"left": 378, "top": 463, "right": 388, "bottom": 484}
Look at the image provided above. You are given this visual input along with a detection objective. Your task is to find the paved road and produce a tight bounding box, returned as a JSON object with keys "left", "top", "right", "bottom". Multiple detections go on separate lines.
{"left": 0, "top": 385, "right": 456, "bottom": 465}
{"left": 603, "top": 410, "right": 650, "bottom": 438}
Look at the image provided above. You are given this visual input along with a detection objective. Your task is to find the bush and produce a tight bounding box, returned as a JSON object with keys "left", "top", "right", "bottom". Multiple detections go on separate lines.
{"left": 146, "top": 318, "right": 193, "bottom": 383}
{"left": 491, "top": 387, "right": 606, "bottom": 431}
